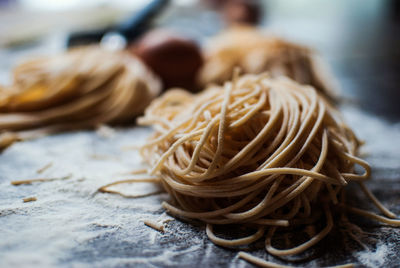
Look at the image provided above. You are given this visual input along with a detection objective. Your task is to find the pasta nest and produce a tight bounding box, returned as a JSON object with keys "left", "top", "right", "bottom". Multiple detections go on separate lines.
{"left": 139, "top": 73, "right": 369, "bottom": 226}
{"left": 138, "top": 73, "right": 400, "bottom": 260}
{"left": 198, "top": 26, "right": 338, "bottom": 101}
{"left": 0, "top": 46, "right": 161, "bottom": 149}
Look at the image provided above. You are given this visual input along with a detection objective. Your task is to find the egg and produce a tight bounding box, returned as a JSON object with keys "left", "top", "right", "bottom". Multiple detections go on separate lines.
{"left": 132, "top": 29, "right": 203, "bottom": 91}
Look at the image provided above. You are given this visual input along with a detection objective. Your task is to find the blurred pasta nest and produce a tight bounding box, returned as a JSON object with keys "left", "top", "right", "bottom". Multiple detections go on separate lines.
{"left": 198, "top": 26, "right": 338, "bottom": 101}
{"left": 0, "top": 46, "right": 161, "bottom": 149}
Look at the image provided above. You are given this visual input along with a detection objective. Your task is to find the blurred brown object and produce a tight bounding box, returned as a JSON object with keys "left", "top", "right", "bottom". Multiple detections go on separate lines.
{"left": 198, "top": 26, "right": 338, "bottom": 100}
{"left": 132, "top": 29, "right": 203, "bottom": 91}
{"left": 222, "top": 0, "right": 261, "bottom": 25}
{"left": 0, "top": 46, "right": 161, "bottom": 150}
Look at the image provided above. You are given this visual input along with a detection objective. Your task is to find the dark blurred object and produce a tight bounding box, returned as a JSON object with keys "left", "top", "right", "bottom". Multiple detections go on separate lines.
{"left": 222, "top": 0, "right": 261, "bottom": 25}
{"left": 67, "top": 29, "right": 110, "bottom": 48}
{"left": 132, "top": 29, "right": 203, "bottom": 91}
{"left": 389, "top": 0, "right": 400, "bottom": 21}
{"left": 201, "top": 0, "right": 261, "bottom": 25}
{"left": 67, "top": 0, "right": 170, "bottom": 48}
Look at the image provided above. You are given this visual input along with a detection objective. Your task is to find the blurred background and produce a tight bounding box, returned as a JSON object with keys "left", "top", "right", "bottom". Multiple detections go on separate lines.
{"left": 0, "top": 0, "right": 399, "bottom": 119}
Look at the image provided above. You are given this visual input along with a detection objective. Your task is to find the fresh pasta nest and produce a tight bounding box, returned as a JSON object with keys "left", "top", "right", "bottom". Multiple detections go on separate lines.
{"left": 138, "top": 73, "right": 399, "bottom": 259}
{"left": 0, "top": 46, "right": 161, "bottom": 149}
{"left": 198, "top": 26, "right": 338, "bottom": 101}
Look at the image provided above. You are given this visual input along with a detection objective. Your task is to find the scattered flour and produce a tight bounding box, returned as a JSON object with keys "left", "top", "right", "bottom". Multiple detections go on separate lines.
{"left": 355, "top": 243, "right": 391, "bottom": 268}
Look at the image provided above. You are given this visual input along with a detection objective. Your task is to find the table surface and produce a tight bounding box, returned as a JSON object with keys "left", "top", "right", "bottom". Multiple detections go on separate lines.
{"left": 1, "top": 1, "right": 400, "bottom": 267}
{"left": 0, "top": 107, "right": 400, "bottom": 268}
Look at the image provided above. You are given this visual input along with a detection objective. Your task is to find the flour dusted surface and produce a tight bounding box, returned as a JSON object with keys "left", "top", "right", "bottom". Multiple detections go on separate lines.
{"left": 0, "top": 107, "right": 400, "bottom": 267}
